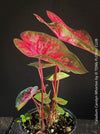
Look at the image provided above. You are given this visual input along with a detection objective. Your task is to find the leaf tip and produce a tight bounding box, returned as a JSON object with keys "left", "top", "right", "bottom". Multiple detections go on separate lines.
{"left": 13, "top": 38, "right": 18, "bottom": 44}
{"left": 33, "top": 13, "right": 38, "bottom": 18}
{"left": 13, "top": 38, "right": 21, "bottom": 48}
{"left": 46, "top": 10, "right": 51, "bottom": 15}
{"left": 82, "top": 68, "right": 88, "bottom": 74}
{"left": 34, "top": 14, "right": 45, "bottom": 23}
{"left": 46, "top": 10, "right": 54, "bottom": 16}
{"left": 16, "top": 106, "right": 20, "bottom": 111}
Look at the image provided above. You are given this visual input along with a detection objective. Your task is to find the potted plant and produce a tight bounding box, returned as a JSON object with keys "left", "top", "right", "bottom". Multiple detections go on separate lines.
{"left": 13, "top": 11, "right": 100, "bottom": 134}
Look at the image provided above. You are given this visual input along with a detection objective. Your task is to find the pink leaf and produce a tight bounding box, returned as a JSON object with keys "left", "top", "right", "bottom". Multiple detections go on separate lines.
{"left": 16, "top": 86, "right": 38, "bottom": 110}
{"left": 34, "top": 11, "right": 100, "bottom": 56}
{"left": 13, "top": 31, "right": 87, "bottom": 74}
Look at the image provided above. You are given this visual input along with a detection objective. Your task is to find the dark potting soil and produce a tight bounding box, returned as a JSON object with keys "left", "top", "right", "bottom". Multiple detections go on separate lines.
{"left": 22, "top": 112, "right": 75, "bottom": 134}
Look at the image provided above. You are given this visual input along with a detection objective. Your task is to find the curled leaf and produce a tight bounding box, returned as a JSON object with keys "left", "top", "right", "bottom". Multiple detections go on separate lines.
{"left": 16, "top": 86, "right": 38, "bottom": 111}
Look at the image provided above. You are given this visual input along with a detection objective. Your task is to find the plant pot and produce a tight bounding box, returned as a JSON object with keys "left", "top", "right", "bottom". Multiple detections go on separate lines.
{"left": 19, "top": 108, "right": 77, "bottom": 134}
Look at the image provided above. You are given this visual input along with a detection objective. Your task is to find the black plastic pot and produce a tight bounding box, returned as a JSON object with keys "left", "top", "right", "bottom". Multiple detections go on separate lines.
{"left": 19, "top": 108, "right": 77, "bottom": 134}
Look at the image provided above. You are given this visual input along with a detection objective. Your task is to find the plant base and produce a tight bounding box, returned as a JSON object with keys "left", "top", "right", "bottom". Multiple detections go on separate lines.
{"left": 19, "top": 108, "right": 77, "bottom": 134}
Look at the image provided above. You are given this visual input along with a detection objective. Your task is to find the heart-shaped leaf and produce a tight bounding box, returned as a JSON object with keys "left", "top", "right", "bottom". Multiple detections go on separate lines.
{"left": 53, "top": 97, "right": 68, "bottom": 105}
{"left": 34, "top": 92, "right": 51, "bottom": 104}
{"left": 46, "top": 72, "right": 70, "bottom": 81}
{"left": 16, "top": 86, "right": 38, "bottom": 111}
{"left": 13, "top": 31, "right": 87, "bottom": 74}
{"left": 34, "top": 11, "right": 100, "bottom": 56}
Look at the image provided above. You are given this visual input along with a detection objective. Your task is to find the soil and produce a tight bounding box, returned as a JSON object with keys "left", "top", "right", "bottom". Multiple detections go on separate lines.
{"left": 22, "top": 112, "right": 75, "bottom": 134}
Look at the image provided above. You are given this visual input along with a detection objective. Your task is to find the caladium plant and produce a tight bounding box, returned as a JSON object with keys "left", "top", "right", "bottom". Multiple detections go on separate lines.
{"left": 13, "top": 11, "right": 100, "bottom": 132}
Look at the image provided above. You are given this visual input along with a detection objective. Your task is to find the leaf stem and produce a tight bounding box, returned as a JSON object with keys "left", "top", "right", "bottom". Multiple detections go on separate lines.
{"left": 38, "top": 68, "right": 46, "bottom": 93}
{"left": 39, "top": 58, "right": 45, "bottom": 131}
{"left": 52, "top": 65, "right": 58, "bottom": 112}
{"left": 54, "top": 65, "right": 58, "bottom": 95}
{"left": 32, "top": 96, "right": 41, "bottom": 115}
{"left": 56, "top": 80, "right": 59, "bottom": 97}
{"left": 56, "top": 68, "right": 60, "bottom": 97}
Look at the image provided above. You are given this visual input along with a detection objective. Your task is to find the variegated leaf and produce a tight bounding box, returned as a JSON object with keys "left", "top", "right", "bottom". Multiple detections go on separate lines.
{"left": 54, "top": 104, "right": 65, "bottom": 115}
{"left": 53, "top": 97, "right": 68, "bottom": 105}
{"left": 34, "top": 92, "right": 51, "bottom": 104}
{"left": 13, "top": 31, "right": 87, "bottom": 74}
{"left": 16, "top": 86, "right": 38, "bottom": 111}
{"left": 34, "top": 11, "right": 100, "bottom": 56}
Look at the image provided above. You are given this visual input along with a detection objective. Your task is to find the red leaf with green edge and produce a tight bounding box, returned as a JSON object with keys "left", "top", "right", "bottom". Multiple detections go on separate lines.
{"left": 46, "top": 72, "right": 70, "bottom": 81}
{"left": 28, "top": 61, "right": 55, "bottom": 69}
{"left": 16, "top": 86, "right": 38, "bottom": 111}
{"left": 34, "top": 92, "right": 51, "bottom": 104}
{"left": 53, "top": 97, "right": 68, "bottom": 105}
{"left": 13, "top": 31, "right": 87, "bottom": 74}
{"left": 34, "top": 54, "right": 87, "bottom": 74}
{"left": 34, "top": 11, "right": 100, "bottom": 56}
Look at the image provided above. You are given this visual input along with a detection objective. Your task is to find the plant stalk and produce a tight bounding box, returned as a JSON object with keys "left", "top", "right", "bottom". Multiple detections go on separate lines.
{"left": 52, "top": 65, "right": 58, "bottom": 112}
{"left": 56, "top": 68, "right": 60, "bottom": 97}
{"left": 39, "top": 59, "right": 45, "bottom": 131}
{"left": 38, "top": 68, "right": 46, "bottom": 93}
